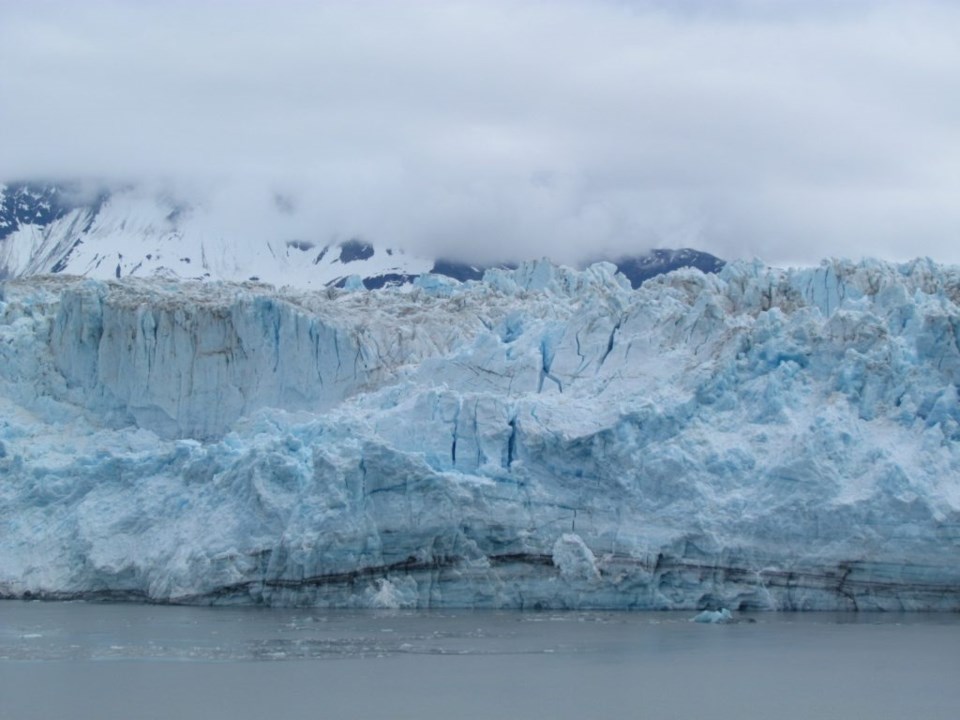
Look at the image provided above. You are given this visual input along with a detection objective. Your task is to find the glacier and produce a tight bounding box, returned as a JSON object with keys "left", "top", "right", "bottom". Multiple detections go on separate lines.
{"left": 1, "top": 258, "right": 959, "bottom": 610}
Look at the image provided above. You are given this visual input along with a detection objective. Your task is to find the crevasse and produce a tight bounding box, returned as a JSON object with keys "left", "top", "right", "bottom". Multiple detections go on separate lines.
{"left": 1, "top": 258, "right": 959, "bottom": 609}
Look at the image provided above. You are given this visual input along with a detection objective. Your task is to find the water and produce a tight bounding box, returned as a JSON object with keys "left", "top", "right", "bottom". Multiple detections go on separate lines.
{"left": 1, "top": 603, "right": 958, "bottom": 720}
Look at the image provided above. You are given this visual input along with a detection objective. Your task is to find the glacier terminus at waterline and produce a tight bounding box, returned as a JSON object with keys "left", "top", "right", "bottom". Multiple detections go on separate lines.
{"left": 1, "top": 258, "right": 959, "bottom": 610}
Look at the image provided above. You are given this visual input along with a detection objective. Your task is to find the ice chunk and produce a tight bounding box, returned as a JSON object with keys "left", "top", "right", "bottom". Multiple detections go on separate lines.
{"left": 692, "top": 609, "right": 734, "bottom": 624}
{"left": 552, "top": 534, "right": 600, "bottom": 582}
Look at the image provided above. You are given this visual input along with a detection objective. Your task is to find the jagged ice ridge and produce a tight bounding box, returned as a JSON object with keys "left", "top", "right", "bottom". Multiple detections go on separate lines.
{"left": 1, "top": 258, "right": 959, "bottom": 610}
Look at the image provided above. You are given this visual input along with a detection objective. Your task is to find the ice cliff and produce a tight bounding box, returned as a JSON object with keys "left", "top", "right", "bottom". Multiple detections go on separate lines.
{"left": 1, "top": 258, "right": 959, "bottom": 610}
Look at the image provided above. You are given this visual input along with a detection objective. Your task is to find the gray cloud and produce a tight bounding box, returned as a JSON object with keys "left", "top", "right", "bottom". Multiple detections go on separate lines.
{"left": 2, "top": 0, "right": 958, "bottom": 266}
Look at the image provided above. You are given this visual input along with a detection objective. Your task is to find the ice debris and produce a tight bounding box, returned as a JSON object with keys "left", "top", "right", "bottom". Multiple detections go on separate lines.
{"left": 692, "top": 609, "right": 734, "bottom": 624}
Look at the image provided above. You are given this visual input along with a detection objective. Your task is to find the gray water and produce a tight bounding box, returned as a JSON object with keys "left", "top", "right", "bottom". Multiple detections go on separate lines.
{"left": 1, "top": 603, "right": 958, "bottom": 720}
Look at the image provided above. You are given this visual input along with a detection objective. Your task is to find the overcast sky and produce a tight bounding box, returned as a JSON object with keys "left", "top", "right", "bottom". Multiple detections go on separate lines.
{"left": 2, "top": 0, "right": 958, "bottom": 266}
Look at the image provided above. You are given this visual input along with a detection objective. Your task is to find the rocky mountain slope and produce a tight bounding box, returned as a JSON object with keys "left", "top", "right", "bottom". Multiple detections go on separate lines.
{"left": 0, "top": 181, "right": 723, "bottom": 288}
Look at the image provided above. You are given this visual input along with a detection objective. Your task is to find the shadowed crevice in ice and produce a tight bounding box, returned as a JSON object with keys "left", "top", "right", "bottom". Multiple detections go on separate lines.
{"left": 2, "top": 258, "right": 960, "bottom": 609}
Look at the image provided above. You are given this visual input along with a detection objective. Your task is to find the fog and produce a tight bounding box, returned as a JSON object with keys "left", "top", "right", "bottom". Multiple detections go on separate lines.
{"left": 2, "top": 1, "right": 958, "bottom": 265}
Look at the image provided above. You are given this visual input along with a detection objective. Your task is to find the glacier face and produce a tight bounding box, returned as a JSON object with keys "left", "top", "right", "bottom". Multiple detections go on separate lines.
{"left": 1, "top": 259, "right": 959, "bottom": 610}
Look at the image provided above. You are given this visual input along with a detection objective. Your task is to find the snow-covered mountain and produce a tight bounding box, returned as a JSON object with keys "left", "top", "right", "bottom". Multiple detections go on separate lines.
{"left": 1, "top": 257, "right": 959, "bottom": 609}
{"left": 0, "top": 181, "right": 723, "bottom": 288}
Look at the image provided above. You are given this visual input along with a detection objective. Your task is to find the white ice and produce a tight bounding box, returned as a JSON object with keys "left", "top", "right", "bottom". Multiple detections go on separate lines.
{"left": 1, "top": 257, "right": 959, "bottom": 609}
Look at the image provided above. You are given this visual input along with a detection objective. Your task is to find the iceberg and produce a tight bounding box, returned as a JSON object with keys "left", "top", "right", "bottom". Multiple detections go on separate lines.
{"left": 1, "top": 258, "right": 959, "bottom": 610}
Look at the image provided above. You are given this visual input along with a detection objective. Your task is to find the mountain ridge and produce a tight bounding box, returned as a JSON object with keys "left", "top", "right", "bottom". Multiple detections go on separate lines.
{"left": 0, "top": 181, "right": 724, "bottom": 288}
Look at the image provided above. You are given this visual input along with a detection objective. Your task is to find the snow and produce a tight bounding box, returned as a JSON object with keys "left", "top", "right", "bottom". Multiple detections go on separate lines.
{"left": 1, "top": 257, "right": 959, "bottom": 609}
{"left": 1, "top": 184, "right": 726, "bottom": 290}
{"left": 0, "top": 184, "right": 435, "bottom": 288}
